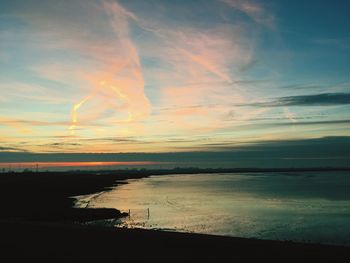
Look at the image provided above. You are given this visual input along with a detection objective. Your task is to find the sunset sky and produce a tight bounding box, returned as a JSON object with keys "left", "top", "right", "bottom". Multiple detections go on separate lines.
{"left": 1, "top": 0, "right": 350, "bottom": 157}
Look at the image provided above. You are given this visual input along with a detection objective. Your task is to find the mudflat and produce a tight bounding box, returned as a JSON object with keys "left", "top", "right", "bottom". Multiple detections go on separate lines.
{"left": 0, "top": 171, "right": 349, "bottom": 262}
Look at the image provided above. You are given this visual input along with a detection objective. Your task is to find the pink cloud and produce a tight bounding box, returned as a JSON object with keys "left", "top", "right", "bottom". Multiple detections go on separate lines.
{"left": 133, "top": 24, "right": 256, "bottom": 135}
{"left": 1, "top": 0, "right": 272, "bottom": 151}
{"left": 220, "top": 0, "right": 275, "bottom": 28}
{"left": 62, "top": 0, "right": 152, "bottom": 134}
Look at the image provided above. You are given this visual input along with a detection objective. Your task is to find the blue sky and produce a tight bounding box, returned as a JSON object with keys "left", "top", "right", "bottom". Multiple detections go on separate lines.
{"left": 0, "top": 0, "right": 349, "bottom": 156}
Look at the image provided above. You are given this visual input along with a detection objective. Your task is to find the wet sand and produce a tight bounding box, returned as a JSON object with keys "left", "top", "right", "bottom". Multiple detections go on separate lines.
{"left": 0, "top": 170, "right": 349, "bottom": 262}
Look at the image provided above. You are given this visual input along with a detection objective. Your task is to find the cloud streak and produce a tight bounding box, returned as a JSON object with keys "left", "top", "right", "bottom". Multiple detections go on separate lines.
{"left": 220, "top": 0, "right": 274, "bottom": 27}
{"left": 2, "top": 0, "right": 348, "bottom": 153}
{"left": 248, "top": 93, "right": 350, "bottom": 107}
{"left": 68, "top": 0, "right": 151, "bottom": 135}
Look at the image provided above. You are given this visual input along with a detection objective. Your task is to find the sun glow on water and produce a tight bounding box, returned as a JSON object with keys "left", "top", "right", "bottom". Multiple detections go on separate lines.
{"left": 78, "top": 172, "right": 350, "bottom": 246}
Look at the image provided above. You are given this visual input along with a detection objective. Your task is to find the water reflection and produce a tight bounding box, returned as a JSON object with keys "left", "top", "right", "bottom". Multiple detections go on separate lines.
{"left": 78, "top": 172, "right": 350, "bottom": 245}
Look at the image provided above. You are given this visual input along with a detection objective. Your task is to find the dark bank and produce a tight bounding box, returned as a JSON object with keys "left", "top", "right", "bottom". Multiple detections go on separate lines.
{"left": 0, "top": 169, "right": 349, "bottom": 262}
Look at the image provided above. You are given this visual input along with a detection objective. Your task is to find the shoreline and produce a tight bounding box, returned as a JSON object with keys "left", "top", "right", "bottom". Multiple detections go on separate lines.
{"left": 1, "top": 219, "right": 349, "bottom": 263}
{"left": 2, "top": 166, "right": 350, "bottom": 175}
{"left": 75, "top": 170, "right": 350, "bottom": 248}
{"left": 1, "top": 170, "right": 349, "bottom": 262}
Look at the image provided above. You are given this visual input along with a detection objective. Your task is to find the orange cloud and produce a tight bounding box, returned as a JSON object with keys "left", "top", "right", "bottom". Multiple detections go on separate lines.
{"left": 1, "top": 0, "right": 274, "bottom": 152}
{"left": 68, "top": 0, "right": 151, "bottom": 135}
{"left": 138, "top": 25, "right": 255, "bottom": 135}
{"left": 179, "top": 49, "right": 232, "bottom": 83}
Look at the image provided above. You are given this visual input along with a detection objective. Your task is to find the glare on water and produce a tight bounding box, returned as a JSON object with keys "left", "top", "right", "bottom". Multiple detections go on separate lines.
{"left": 76, "top": 172, "right": 350, "bottom": 246}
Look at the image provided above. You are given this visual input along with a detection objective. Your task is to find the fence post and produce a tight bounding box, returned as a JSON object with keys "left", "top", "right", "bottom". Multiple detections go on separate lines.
{"left": 147, "top": 208, "right": 150, "bottom": 219}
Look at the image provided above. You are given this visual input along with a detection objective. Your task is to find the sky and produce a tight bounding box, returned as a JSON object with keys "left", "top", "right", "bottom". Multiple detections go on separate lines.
{"left": 0, "top": 0, "right": 350, "bottom": 164}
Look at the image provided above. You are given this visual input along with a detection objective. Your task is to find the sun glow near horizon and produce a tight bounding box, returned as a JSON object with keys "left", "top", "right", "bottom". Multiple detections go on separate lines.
{"left": 0, "top": 161, "right": 164, "bottom": 171}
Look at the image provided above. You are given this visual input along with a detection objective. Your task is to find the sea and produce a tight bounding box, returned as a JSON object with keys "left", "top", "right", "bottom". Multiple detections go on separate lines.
{"left": 75, "top": 171, "right": 350, "bottom": 246}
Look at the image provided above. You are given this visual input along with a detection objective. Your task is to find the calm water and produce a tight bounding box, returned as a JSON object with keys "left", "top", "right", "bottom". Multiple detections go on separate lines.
{"left": 76, "top": 172, "right": 350, "bottom": 245}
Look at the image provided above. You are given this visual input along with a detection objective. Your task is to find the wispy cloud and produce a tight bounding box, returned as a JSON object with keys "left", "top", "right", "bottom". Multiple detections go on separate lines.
{"left": 0, "top": 117, "right": 105, "bottom": 129}
{"left": 3, "top": 0, "right": 348, "bottom": 154}
{"left": 312, "top": 37, "right": 350, "bottom": 50}
{"left": 1, "top": 137, "right": 349, "bottom": 169}
{"left": 135, "top": 21, "right": 255, "bottom": 134}
{"left": 283, "top": 107, "right": 297, "bottom": 123}
{"left": 66, "top": 0, "right": 151, "bottom": 135}
{"left": 248, "top": 93, "right": 350, "bottom": 107}
{"left": 0, "top": 82, "right": 70, "bottom": 105}
{"left": 275, "top": 119, "right": 350, "bottom": 126}
{"left": 1, "top": 0, "right": 267, "bottom": 143}
{"left": 220, "top": 0, "right": 275, "bottom": 27}
{"left": 0, "top": 146, "right": 27, "bottom": 152}
{"left": 279, "top": 84, "right": 323, "bottom": 90}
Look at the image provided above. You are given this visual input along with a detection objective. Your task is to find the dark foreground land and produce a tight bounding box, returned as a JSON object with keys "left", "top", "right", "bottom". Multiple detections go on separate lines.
{"left": 0, "top": 169, "right": 349, "bottom": 262}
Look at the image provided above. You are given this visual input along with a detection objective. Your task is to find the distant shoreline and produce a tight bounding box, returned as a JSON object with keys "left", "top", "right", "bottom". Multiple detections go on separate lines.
{"left": 1, "top": 166, "right": 350, "bottom": 175}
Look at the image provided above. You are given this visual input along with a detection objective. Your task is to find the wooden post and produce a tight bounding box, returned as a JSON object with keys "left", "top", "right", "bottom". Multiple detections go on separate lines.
{"left": 128, "top": 209, "right": 131, "bottom": 219}
{"left": 147, "top": 208, "right": 150, "bottom": 219}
